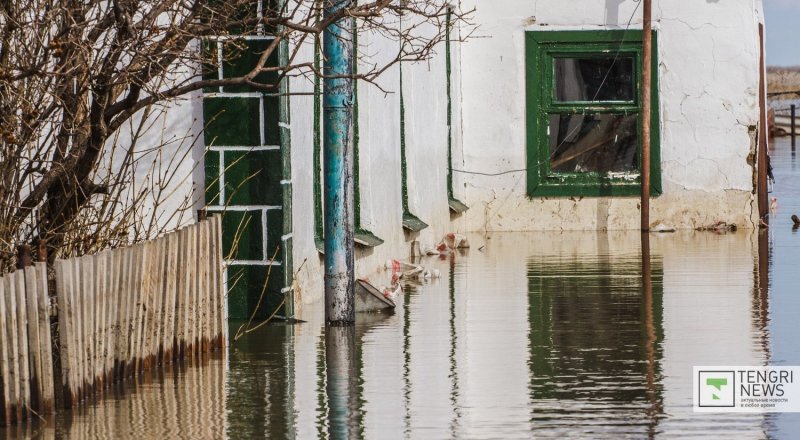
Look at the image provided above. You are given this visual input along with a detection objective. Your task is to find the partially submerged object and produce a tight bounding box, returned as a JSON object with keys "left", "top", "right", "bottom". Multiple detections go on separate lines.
{"left": 384, "top": 259, "right": 442, "bottom": 281}
{"left": 792, "top": 214, "right": 800, "bottom": 229}
{"left": 773, "top": 114, "right": 799, "bottom": 137}
{"left": 650, "top": 221, "right": 676, "bottom": 233}
{"left": 442, "top": 233, "right": 470, "bottom": 250}
{"left": 415, "top": 233, "right": 471, "bottom": 256}
{"left": 696, "top": 221, "right": 737, "bottom": 233}
{"left": 381, "top": 283, "right": 403, "bottom": 301}
{"left": 355, "top": 279, "right": 396, "bottom": 313}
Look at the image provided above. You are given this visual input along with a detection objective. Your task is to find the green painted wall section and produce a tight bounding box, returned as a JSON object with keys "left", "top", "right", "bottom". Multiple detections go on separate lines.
{"left": 202, "top": 31, "right": 293, "bottom": 320}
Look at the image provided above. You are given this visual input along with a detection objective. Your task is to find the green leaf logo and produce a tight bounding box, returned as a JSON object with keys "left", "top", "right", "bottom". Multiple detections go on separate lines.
{"left": 707, "top": 378, "right": 728, "bottom": 400}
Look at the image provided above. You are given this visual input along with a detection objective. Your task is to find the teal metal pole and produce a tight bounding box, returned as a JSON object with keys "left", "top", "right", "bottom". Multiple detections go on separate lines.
{"left": 323, "top": 0, "right": 355, "bottom": 324}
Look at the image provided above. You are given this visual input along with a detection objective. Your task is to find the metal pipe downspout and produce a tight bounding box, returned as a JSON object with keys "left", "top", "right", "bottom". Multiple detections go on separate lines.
{"left": 323, "top": 0, "right": 356, "bottom": 324}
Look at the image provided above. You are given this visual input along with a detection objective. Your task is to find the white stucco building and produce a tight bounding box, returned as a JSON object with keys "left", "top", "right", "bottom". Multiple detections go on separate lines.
{"left": 165, "top": 0, "right": 769, "bottom": 317}
{"left": 291, "top": 0, "right": 767, "bottom": 311}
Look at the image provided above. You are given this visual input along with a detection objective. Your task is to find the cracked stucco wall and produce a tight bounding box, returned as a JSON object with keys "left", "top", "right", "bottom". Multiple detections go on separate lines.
{"left": 284, "top": 0, "right": 766, "bottom": 313}
{"left": 454, "top": 0, "right": 765, "bottom": 231}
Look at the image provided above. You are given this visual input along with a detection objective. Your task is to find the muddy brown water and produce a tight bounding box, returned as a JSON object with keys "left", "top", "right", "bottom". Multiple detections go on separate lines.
{"left": 4, "top": 138, "right": 800, "bottom": 439}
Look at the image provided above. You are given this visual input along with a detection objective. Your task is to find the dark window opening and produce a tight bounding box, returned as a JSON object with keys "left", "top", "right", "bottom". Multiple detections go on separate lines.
{"left": 548, "top": 113, "right": 639, "bottom": 173}
{"left": 554, "top": 57, "right": 635, "bottom": 102}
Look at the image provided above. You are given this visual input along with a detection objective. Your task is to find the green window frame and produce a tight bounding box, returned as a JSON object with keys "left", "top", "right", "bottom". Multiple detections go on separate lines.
{"left": 526, "top": 30, "right": 662, "bottom": 197}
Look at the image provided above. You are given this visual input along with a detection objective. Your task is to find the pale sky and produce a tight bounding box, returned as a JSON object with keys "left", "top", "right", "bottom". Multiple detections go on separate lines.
{"left": 765, "top": 0, "right": 800, "bottom": 66}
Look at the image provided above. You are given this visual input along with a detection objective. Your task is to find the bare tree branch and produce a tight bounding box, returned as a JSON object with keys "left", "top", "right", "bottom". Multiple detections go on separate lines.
{"left": 0, "top": 0, "right": 474, "bottom": 271}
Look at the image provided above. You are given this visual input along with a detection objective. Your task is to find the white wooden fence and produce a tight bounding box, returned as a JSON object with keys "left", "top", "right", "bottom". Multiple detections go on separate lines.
{"left": 0, "top": 216, "right": 225, "bottom": 424}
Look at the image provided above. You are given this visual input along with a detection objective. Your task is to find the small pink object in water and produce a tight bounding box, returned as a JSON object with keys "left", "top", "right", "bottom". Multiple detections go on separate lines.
{"left": 382, "top": 284, "right": 402, "bottom": 300}
{"left": 770, "top": 197, "right": 778, "bottom": 213}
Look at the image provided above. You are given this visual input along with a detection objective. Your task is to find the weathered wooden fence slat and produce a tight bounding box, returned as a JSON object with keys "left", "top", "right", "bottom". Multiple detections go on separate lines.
{"left": 199, "top": 220, "right": 210, "bottom": 355}
{"left": 123, "top": 243, "right": 136, "bottom": 380}
{"left": 23, "top": 265, "right": 42, "bottom": 413}
{"left": 0, "top": 217, "right": 225, "bottom": 425}
{"left": 55, "top": 259, "right": 74, "bottom": 407}
{"left": 36, "top": 263, "right": 55, "bottom": 413}
{"left": 214, "top": 216, "right": 226, "bottom": 351}
{"left": 15, "top": 270, "right": 31, "bottom": 421}
{"left": 164, "top": 232, "right": 178, "bottom": 363}
{"left": 7, "top": 274, "right": 20, "bottom": 423}
{"left": 175, "top": 229, "right": 186, "bottom": 361}
{"left": 0, "top": 263, "right": 55, "bottom": 424}
{"left": 0, "top": 275, "right": 13, "bottom": 425}
{"left": 93, "top": 252, "right": 104, "bottom": 393}
{"left": 188, "top": 225, "right": 198, "bottom": 359}
{"left": 208, "top": 218, "right": 219, "bottom": 351}
{"left": 112, "top": 249, "right": 124, "bottom": 383}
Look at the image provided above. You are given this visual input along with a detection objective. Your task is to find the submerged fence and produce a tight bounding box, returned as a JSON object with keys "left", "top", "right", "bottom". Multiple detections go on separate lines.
{"left": 0, "top": 263, "right": 54, "bottom": 425}
{"left": 0, "top": 216, "right": 225, "bottom": 425}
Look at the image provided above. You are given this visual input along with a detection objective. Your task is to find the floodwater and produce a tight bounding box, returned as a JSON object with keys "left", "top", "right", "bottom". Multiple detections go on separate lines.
{"left": 6, "top": 138, "right": 800, "bottom": 439}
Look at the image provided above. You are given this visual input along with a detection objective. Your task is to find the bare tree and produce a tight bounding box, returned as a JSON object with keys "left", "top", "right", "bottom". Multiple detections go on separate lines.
{"left": 0, "top": 0, "right": 472, "bottom": 270}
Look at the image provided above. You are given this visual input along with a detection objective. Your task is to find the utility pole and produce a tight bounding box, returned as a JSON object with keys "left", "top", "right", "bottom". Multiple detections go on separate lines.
{"left": 323, "top": 0, "right": 356, "bottom": 325}
{"left": 757, "top": 24, "right": 769, "bottom": 227}
{"left": 641, "top": 0, "right": 652, "bottom": 232}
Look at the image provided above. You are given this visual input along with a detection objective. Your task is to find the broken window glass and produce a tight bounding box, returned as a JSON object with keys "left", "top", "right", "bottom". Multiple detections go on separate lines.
{"left": 548, "top": 113, "right": 639, "bottom": 173}
{"left": 554, "top": 57, "right": 635, "bottom": 102}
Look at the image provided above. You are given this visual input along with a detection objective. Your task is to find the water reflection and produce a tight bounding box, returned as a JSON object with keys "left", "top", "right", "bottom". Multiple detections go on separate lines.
{"left": 226, "top": 322, "right": 295, "bottom": 439}
{"left": 324, "top": 325, "right": 360, "bottom": 440}
{"left": 642, "top": 232, "right": 661, "bottom": 438}
{"left": 5, "top": 358, "right": 227, "bottom": 440}
{"left": 527, "top": 232, "right": 664, "bottom": 437}
{"left": 11, "top": 181, "right": 800, "bottom": 438}
{"left": 756, "top": 229, "right": 770, "bottom": 356}
{"left": 765, "top": 136, "right": 800, "bottom": 437}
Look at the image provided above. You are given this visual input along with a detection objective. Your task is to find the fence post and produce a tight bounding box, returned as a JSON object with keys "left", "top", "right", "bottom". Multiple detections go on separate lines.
{"left": 15, "top": 246, "right": 32, "bottom": 270}
{"left": 792, "top": 104, "right": 796, "bottom": 149}
{"left": 35, "top": 239, "right": 47, "bottom": 263}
